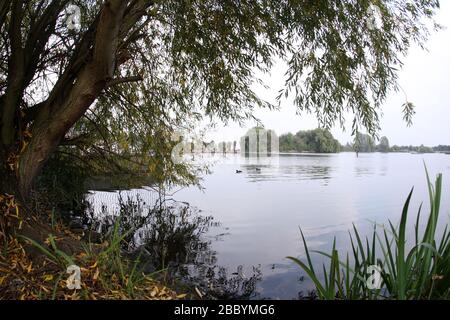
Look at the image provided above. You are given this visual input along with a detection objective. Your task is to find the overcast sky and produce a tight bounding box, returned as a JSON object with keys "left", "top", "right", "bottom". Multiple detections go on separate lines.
{"left": 205, "top": 2, "right": 450, "bottom": 147}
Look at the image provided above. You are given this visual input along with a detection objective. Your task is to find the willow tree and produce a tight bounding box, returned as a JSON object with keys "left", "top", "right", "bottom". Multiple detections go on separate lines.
{"left": 0, "top": 1, "right": 440, "bottom": 206}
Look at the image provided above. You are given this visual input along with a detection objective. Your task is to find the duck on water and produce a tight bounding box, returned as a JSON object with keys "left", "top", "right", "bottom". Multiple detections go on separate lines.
{"left": 236, "top": 168, "right": 261, "bottom": 173}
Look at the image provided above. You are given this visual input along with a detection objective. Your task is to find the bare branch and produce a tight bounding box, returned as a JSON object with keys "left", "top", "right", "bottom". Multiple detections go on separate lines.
{"left": 120, "top": 0, "right": 155, "bottom": 39}
{"left": 106, "top": 75, "right": 143, "bottom": 87}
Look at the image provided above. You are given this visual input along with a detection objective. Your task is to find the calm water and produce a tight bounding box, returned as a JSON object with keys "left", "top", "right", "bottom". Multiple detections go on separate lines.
{"left": 88, "top": 153, "right": 450, "bottom": 299}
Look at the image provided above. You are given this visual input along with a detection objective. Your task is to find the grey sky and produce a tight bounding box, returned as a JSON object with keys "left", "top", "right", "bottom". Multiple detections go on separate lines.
{"left": 206, "top": 2, "right": 450, "bottom": 147}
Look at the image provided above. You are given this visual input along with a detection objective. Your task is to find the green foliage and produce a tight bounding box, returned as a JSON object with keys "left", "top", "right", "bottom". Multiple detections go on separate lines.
{"left": 18, "top": 234, "right": 75, "bottom": 269}
{"left": 377, "top": 136, "right": 390, "bottom": 152}
{"left": 35, "top": 151, "right": 91, "bottom": 215}
{"left": 353, "top": 133, "right": 375, "bottom": 153}
{"left": 390, "top": 145, "right": 434, "bottom": 153}
{"left": 289, "top": 168, "right": 450, "bottom": 300}
{"left": 0, "top": 1, "right": 442, "bottom": 193}
{"left": 17, "top": 218, "right": 173, "bottom": 300}
{"left": 340, "top": 142, "right": 354, "bottom": 152}
{"left": 279, "top": 128, "right": 340, "bottom": 153}
{"left": 433, "top": 145, "right": 450, "bottom": 153}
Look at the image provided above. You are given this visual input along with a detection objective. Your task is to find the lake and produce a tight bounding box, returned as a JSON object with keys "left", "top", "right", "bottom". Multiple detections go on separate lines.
{"left": 87, "top": 152, "right": 450, "bottom": 299}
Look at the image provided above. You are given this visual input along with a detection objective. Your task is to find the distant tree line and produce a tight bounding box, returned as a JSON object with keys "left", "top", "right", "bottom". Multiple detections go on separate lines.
{"left": 341, "top": 133, "right": 389, "bottom": 153}
{"left": 390, "top": 145, "right": 433, "bottom": 154}
{"left": 279, "top": 129, "right": 341, "bottom": 153}
{"left": 220, "top": 130, "right": 450, "bottom": 155}
{"left": 433, "top": 145, "right": 450, "bottom": 152}
{"left": 341, "top": 133, "right": 450, "bottom": 154}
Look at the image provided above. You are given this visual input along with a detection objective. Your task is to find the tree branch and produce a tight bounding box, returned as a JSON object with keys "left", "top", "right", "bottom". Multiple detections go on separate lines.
{"left": 22, "top": 0, "right": 70, "bottom": 88}
{"left": 1, "top": 0, "right": 25, "bottom": 146}
{"left": 0, "top": 0, "right": 12, "bottom": 32}
{"left": 106, "top": 75, "right": 143, "bottom": 87}
{"left": 120, "top": 0, "right": 155, "bottom": 39}
{"left": 18, "top": 0, "right": 129, "bottom": 193}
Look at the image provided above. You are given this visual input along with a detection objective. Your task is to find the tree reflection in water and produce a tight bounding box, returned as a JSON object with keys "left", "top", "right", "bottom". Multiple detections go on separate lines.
{"left": 85, "top": 194, "right": 262, "bottom": 299}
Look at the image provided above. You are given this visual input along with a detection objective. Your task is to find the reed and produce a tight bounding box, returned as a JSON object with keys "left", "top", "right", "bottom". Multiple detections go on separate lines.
{"left": 289, "top": 167, "right": 449, "bottom": 300}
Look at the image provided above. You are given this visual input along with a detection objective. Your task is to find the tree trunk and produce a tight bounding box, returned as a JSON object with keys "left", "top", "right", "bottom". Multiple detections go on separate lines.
{"left": 0, "top": 143, "right": 20, "bottom": 194}
{"left": 0, "top": 146, "right": 20, "bottom": 243}
{"left": 0, "top": 0, "right": 128, "bottom": 238}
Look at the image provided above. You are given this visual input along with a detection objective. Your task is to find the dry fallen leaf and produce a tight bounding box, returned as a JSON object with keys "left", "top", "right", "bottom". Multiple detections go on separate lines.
{"left": 42, "top": 274, "right": 53, "bottom": 282}
{"left": 93, "top": 268, "right": 100, "bottom": 281}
